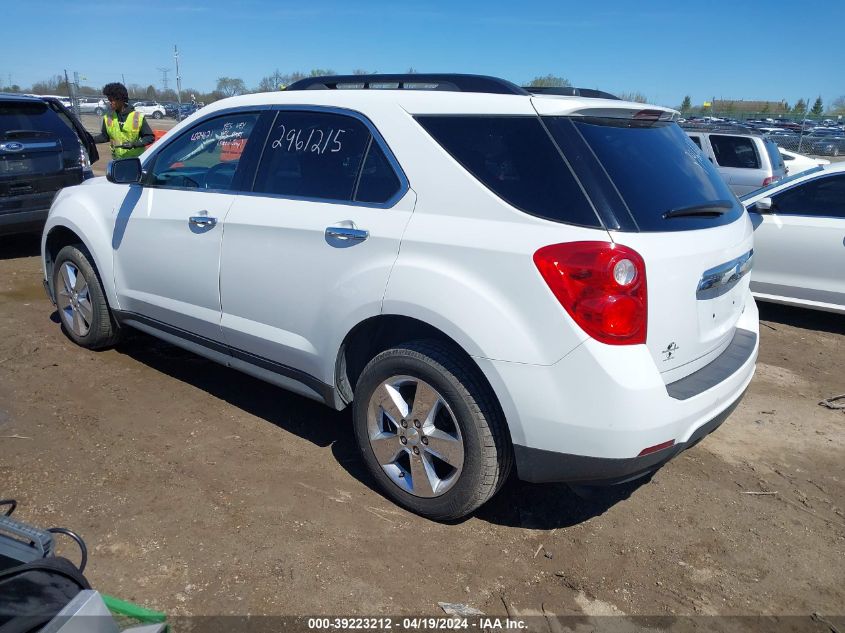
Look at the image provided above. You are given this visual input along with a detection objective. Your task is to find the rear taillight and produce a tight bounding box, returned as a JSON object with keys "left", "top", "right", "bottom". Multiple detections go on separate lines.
{"left": 78, "top": 145, "right": 91, "bottom": 170}
{"left": 533, "top": 241, "right": 647, "bottom": 345}
{"left": 761, "top": 175, "right": 778, "bottom": 187}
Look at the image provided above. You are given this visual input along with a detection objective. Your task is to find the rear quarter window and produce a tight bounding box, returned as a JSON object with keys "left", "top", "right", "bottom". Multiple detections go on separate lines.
{"left": 416, "top": 115, "right": 600, "bottom": 228}
{"left": 709, "top": 135, "right": 760, "bottom": 169}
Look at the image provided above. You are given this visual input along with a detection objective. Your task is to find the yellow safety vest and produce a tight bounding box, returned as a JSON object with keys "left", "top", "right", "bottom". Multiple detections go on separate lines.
{"left": 104, "top": 110, "right": 146, "bottom": 159}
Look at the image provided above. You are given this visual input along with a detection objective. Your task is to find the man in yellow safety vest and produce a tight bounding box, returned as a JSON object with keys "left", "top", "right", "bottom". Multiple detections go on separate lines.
{"left": 91, "top": 82, "right": 154, "bottom": 159}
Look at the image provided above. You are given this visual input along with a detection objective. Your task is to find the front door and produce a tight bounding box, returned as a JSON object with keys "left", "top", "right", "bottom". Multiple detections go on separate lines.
{"left": 112, "top": 110, "right": 264, "bottom": 342}
{"left": 750, "top": 173, "right": 845, "bottom": 309}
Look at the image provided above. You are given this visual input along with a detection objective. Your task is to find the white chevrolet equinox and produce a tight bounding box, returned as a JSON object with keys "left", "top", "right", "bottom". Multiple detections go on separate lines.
{"left": 41, "top": 74, "right": 758, "bottom": 520}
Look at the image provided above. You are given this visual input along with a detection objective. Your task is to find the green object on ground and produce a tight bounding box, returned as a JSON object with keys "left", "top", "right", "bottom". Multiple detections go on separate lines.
{"left": 101, "top": 593, "right": 167, "bottom": 623}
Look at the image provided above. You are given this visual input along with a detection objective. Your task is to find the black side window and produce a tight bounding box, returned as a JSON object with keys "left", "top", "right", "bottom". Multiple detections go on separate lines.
{"left": 416, "top": 115, "right": 598, "bottom": 227}
{"left": 253, "top": 111, "right": 371, "bottom": 201}
{"left": 773, "top": 175, "right": 845, "bottom": 218}
{"left": 689, "top": 136, "right": 702, "bottom": 149}
{"left": 709, "top": 135, "right": 760, "bottom": 169}
{"left": 148, "top": 112, "right": 260, "bottom": 191}
{"left": 355, "top": 141, "right": 402, "bottom": 203}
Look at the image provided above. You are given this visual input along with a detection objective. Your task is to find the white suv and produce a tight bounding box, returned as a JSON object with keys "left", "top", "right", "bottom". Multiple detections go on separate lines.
{"left": 41, "top": 74, "right": 758, "bottom": 520}
{"left": 132, "top": 100, "right": 166, "bottom": 119}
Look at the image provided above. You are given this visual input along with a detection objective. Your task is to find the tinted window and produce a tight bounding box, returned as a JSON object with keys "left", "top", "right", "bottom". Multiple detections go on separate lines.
{"left": 417, "top": 116, "right": 598, "bottom": 227}
{"left": 355, "top": 141, "right": 402, "bottom": 203}
{"left": 709, "top": 135, "right": 760, "bottom": 169}
{"left": 148, "top": 112, "right": 260, "bottom": 191}
{"left": 772, "top": 175, "right": 845, "bottom": 218}
{"left": 689, "top": 135, "right": 702, "bottom": 149}
{"left": 253, "top": 111, "right": 370, "bottom": 201}
{"left": 546, "top": 117, "right": 742, "bottom": 231}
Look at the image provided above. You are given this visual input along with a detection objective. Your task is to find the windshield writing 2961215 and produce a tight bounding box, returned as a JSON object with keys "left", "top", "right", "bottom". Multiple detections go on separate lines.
{"left": 271, "top": 125, "right": 346, "bottom": 155}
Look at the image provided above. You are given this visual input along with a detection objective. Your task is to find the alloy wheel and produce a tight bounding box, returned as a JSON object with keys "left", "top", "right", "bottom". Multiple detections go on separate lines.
{"left": 56, "top": 262, "right": 92, "bottom": 337}
{"left": 366, "top": 375, "right": 465, "bottom": 497}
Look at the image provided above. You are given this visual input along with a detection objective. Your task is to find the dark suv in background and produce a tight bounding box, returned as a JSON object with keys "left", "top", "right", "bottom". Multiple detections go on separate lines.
{"left": 0, "top": 93, "right": 98, "bottom": 236}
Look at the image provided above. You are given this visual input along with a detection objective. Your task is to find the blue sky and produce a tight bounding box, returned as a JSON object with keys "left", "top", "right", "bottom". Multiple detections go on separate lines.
{"left": 4, "top": 0, "right": 844, "bottom": 109}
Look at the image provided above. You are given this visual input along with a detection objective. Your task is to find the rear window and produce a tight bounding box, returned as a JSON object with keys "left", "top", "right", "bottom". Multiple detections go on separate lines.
{"left": 0, "top": 101, "right": 72, "bottom": 139}
{"left": 416, "top": 116, "right": 600, "bottom": 227}
{"left": 545, "top": 117, "right": 743, "bottom": 231}
{"left": 764, "top": 139, "right": 784, "bottom": 170}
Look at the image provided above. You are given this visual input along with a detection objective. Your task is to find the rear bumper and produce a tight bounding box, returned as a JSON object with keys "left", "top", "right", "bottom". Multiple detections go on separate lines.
{"left": 513, "top": 390, "right": 745, "bottom": 485}
{"left": 475, "top": 297, "right": 759, "bottom": 484}
{"left": 0, "top": 208, "right": 49, "bottom": 236}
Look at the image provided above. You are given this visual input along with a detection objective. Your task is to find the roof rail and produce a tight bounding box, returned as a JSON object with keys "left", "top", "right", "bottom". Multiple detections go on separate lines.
{"left": 521, "top": 86, "right": 620, "bottom": 100}
{"left": 284, "top": 74, "right": 530, "bottom": 96}
{"left": 680, "top": 122, "right": 763, "bottom": 136}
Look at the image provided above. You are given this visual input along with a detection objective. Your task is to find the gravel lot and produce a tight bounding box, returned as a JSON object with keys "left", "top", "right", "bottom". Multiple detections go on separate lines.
{"left": 0, "top": 114, "right": 842, "bottom": 629}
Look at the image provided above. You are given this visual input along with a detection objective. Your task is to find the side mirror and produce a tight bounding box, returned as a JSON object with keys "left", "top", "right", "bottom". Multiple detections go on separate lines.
{"left": 107, "top": 158, "right": 142, "bottom": 184}
{"left": 754, "top": 197, "right": 773, "bottom": 213}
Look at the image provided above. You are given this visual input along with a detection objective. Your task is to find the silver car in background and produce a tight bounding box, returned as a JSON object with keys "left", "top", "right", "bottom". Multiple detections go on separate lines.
{"left": 742, "top": 163, "right": 845, "bottom": 314}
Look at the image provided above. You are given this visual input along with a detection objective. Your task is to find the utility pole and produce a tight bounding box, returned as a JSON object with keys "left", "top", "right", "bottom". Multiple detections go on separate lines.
{"left": 174, "top": 44, "right": 183, "bottom": 120}
{"left": 157, "top": 67, "right": 170, "bottom": 92}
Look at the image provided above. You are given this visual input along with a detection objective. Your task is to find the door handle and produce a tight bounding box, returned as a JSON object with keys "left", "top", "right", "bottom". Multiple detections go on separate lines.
{"left": 189, "top": 215, "right": 217, "bottom": 228}
{"left": 325, "top": 226, "right": 369, "bottom": 241}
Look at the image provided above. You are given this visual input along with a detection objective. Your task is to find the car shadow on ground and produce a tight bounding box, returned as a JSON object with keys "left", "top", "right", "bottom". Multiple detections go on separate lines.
{"left": 0, "top": 234, "right": 41, "bottom": 260}
{"left": 112, "top": 331, "right": 643, "bottom": 529}
{"left": 758, "top": 302, "right": 844, "bottom": 335}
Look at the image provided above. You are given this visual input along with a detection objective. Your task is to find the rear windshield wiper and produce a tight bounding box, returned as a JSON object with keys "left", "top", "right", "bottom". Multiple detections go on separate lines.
{"left": 663, "top": 200, "right": 733, "bottom": 219}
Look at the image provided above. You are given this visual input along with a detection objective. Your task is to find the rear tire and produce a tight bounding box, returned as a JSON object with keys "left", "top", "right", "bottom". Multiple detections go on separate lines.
{"left": 52, "top": 244, "right": 121, "bottom": 350}
{"left": 94, "top": 107, "right": 104, "bottom": 116}
{"left": 352, "top": 340, "right": 512, "bottom": 521}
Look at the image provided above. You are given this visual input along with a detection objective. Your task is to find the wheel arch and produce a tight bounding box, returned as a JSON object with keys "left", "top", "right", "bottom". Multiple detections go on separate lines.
{"left": 43, "top": 220, "right": 116, "bottom": 309}
{"left": 335, "top": 315, "right": 503, "bottom": 416}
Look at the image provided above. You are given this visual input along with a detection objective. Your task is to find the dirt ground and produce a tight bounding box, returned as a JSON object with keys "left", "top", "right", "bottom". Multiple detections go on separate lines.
{"left": 0, "top": 230, "right": 842, "bottom": 628}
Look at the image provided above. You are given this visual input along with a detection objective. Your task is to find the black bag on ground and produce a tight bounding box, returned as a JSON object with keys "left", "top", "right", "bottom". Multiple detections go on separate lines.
{"left": 0, "top": 556, "right": 91, "bottom": 633}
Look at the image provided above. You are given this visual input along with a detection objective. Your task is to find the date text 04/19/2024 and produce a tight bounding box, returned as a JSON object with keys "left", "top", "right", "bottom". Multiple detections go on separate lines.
{"left": 306, "top": 617, "right": 528, "bottom": 630}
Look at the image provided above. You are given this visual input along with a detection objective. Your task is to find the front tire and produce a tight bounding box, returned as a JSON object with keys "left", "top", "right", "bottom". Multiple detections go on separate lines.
{"left": 52, "top": 244, "right": 121, "bottom": 350}
{"left": 153, "top": 111, "right": 162, "bottom": 119}
{"left": 352, "top": 340, "right": 512, "bottom": 520}
{"left": 94, "top": 107, "right": 104, "bottom": 116}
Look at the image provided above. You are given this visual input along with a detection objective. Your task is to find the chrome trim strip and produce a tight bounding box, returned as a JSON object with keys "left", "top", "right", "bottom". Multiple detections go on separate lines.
{"left": 0, "top": 141, "right": 61, "bottom": 152}
{"left": 696, "top": 249, "right": 753, "bottom": 300}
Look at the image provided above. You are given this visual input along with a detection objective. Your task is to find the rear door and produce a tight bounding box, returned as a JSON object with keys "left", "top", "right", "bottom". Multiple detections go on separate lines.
{"left": 539, "top": 110, "right": 753, "bottom": 380}
{"left": 748, "top": 174, "right": 845, "bottom": 309}
{"left": 219, "top": 108, "right": 414, "bottom": 383}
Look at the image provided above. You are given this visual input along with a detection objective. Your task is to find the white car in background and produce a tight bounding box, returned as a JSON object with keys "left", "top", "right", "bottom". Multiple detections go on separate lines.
{"left": 132, "top": 100, "right": 166, "bottom": 119}
{"left": 41, "top": 74, "right": 759, "bottom": 519}
{"left": 778, "top": 148, "right": 829, "bottom": 176}
{"left": 742, "top": 162, "right": 845, "bottom": 314}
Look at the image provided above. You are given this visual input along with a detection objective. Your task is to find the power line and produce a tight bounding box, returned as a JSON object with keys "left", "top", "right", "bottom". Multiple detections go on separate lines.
{"left": 157, "top": 67, "right": 171, "bottom": 91}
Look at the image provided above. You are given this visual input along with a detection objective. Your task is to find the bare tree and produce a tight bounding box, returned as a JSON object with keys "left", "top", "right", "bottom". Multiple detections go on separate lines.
{"left": 30, "top": 74, "right": 64, "bottom": 95}
{"left": 216, "top": 77, "right": 247, "bottom": 97}
{"left": 618, "top": 91, "right": 648, "bottom": 103}
{"left": 527, "top": 74, "right": 571, "bottom": 88}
